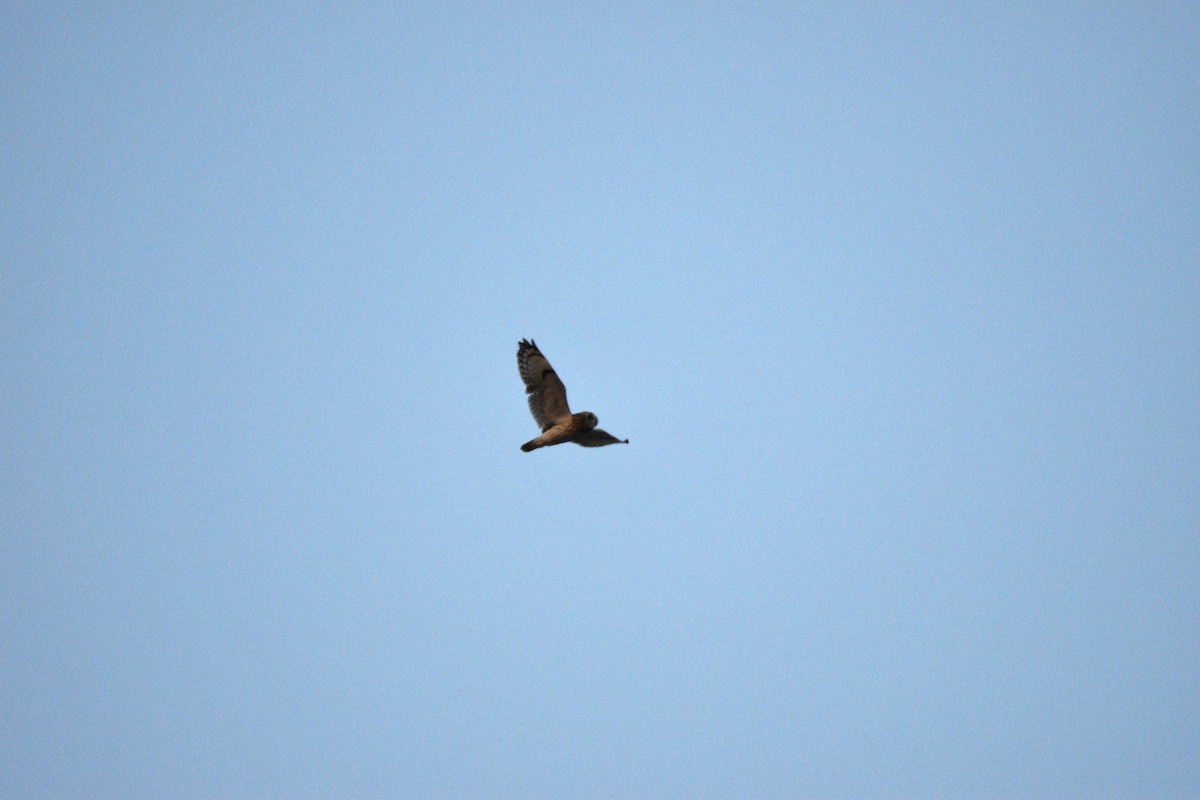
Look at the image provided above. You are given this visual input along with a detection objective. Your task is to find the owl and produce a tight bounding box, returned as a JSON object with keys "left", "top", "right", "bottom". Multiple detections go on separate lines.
{"left": 517, "top": 338, "right": 629, "bottom": 452}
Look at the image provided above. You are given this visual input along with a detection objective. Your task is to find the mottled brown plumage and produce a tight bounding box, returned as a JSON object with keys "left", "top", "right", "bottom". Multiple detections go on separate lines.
{"left": 517, "top": 339, "right": 628, "bottom": 452}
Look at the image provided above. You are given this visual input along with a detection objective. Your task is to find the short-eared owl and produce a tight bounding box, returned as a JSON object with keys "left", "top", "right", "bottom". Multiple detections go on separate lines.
{"left": 517, "top": 338, "right": 629, "bottom": 452}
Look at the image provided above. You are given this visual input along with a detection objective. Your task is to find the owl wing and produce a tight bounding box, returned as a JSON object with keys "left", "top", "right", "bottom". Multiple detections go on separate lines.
{"left": 517, "top": 338, "right": 571, "bottom": 431}
{"left": 575, "top": 428, "right": 629, "bottom": 447}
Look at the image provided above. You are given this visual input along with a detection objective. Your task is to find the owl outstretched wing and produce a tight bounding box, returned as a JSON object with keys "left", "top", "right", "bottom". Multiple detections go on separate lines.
{"left": 517, "top": 338, "right": 571, "bottom": 431}
{"left": 575, "top": 428, "right": 630, "bottom": 448}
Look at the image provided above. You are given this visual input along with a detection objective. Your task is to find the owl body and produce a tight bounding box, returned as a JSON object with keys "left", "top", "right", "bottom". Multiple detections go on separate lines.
{"left": 521, "top": 412, "right": 598, "bottom": 452}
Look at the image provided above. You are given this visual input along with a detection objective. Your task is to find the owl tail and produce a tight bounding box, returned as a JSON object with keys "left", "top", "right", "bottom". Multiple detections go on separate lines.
{"left": 520, "top": 438, "right": 543, "bottom": 452}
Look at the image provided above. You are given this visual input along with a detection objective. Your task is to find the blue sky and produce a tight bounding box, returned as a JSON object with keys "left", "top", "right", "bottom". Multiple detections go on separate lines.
{"left": 2, "top": 3, "right": 1197, "bottom": 798}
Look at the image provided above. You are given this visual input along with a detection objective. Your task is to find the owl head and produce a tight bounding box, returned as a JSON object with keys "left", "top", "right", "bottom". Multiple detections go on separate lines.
{"left": 582, "top": 412, "right": 598, "bottom": 429}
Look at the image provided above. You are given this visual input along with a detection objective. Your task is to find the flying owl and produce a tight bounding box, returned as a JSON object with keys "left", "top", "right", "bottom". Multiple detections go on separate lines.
{"left": 517, "top": 338, "right": 629, "bottom": 452}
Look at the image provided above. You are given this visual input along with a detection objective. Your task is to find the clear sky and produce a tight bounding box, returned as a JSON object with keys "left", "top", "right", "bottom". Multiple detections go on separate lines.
{"left": 2, "top": 4, "right": 1197, "bottom": 798}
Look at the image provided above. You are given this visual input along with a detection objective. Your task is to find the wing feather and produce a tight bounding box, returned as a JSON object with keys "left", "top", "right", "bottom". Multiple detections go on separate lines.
{"left": 575, "top": 428, "right": 629, "bottom": 447}
{"left": 517, "top": 339, "right": 571, "bottom": 430}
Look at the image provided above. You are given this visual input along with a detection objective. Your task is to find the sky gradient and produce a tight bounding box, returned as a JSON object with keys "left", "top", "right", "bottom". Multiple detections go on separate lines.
{"left": 3, "top": 3, "right": 1198, "bottom": 798}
